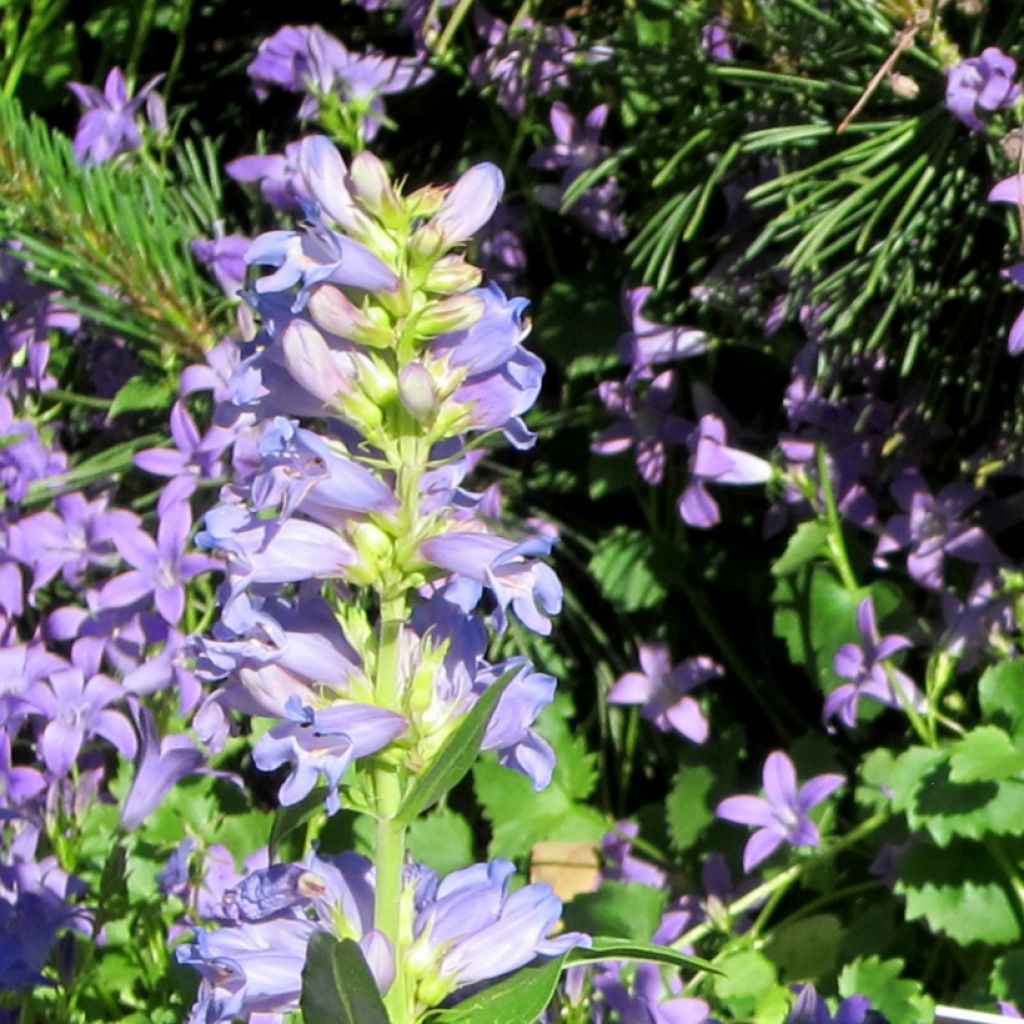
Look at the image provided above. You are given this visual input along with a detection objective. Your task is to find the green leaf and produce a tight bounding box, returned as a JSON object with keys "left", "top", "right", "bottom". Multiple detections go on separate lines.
{"left": 950, "top": 726, "right": 1024, "bottom": 783}
{"left": 588, "top": 525, "right": 667, "bottom": 612}
{"left": 268, "top": 787, "right": 327, "bottom": 862}
{"left": 427, "top": 954, "right": 566, "bottom": 1024}
{"left": 398, "top": 670, "right": 514, "bottom": 824}
{"left": 108, "top": 375, "right": 175, "bottom": 419}
{"left": 772, "top": 521, "right": 830, "bottom": 576}
{"left": 408, "top": 807, "right": 475, "bottom": 875}
{"left": 990, "top": 949, "right": 1024, "bottom": 1007}
{"left": 568, "top": 936, "right": 719, "bottom": 975}
{"left": 894, "top": 840, "right": 1023, "bottom": 946}
{"left": 300, "top": 933, "right": 389, "bottom": 1024}
{"left": 665, "top": 764, "right": 716, "bottom": 851}
{"left": 713, "top": 949, "right": 779, "bottom": 1018}
{"left": 765, "top": 914, "right": 843, "bottom": 982}
{"left": 838, "top": 956, "right": 934, "bottom": 1024}
{"left": 562, "top": 881, "right": 668, "bottom": 943}
{"left": 980, "top": 660, "right": 1024, "bottom": 736}
{"left": 856, "top": 747, "right": 898, "bottom": 810}
{"left": 533, "top": 277, "right": 622, "bottom": 379}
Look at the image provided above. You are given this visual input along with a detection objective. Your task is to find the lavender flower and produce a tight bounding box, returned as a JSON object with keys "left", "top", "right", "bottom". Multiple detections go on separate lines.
{"left": 874, "top": 471, "right": 999, "bottom": 590}
{"left": 190, "top": 223, "right": 251, "bottom": 298}
{"left": 946, "top": 47, "right": 1020, "bottom": 131}
{"left": 67, "top": 67, "right": 164, "bottom": 164}
{"left": 717, "top": 751, "right": 844, "bottom": 872}
{"left": 826, "top": 597, "right": 924, "bottom": 728}
{"left": 679, "top": 414, "right": 773, "bottom": 529}
{"left": 700, "top": 17, "right": 735, "bottom": 61}
{"left": 618, "top": 286, "right": 708, "bottom": 381}
{"left": 787, "top": 984, "right": 872, "bottom": 1024}
{"left": 607, "top": 643, "right": 722, "bottom": 743}
{"left": 592, "top": 370, "right": 691, "bottom": 485}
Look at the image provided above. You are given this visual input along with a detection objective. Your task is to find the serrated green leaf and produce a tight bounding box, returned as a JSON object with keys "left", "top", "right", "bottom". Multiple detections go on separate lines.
{"left": 894, "top": 840, "right": 1023, "bottom": 946}
{"left": 838, "top": 956, "right": 934, "bottom": 1024}
{"left": 766, "top": 914, "right": 843, "bottom": 982}
{"left": 108, "top": 374, "right": 175, "bottom": 419}
{"left": 771, "top": 520, "right": 830, "bottom": 575}
{"left": 589, "top": 525, "right": 667, "bottom": 612}
{"left": 990, "top": 949, "right": 1024, "bottom": 1006}
{"left": 562, "top": 881, "right": 668, "bottom": 943}
{"left": 856, "top": 747, "right": 898, "bottom": 810}
{"left": 408, "top": 808, "right": 475, "bottom": 875}
{"left": 713, "top": 949, "right": 779, "bottom": 1018}
{"left": 980, "top": 660, "right": 1024, "bottom": 737}
{"left": 300, "top": 933, "right": 389, "bottom": 1024}
{"left": 398, "top": 670, "right": 513, "bottom": 824}
{"left": 665, "top": 764, "right": 715, "bottom": 851}
{"left": 950, "top": 726, "right": 1024, "bottom": 783}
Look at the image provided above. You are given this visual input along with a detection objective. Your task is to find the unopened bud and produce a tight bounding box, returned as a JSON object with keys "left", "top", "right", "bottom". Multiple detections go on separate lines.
{"left": 888, "top": 73, "right": 919, "bottom": 100}
{"left": 405, "top": 184, "right": 447, "bottom": 219}
{"left": 415, "top": 294, "right": 485, "bottom": 336}
{"left": 281, "top": 319, "right": 350, "bottom": 405}
{"left": 355, "top": 353, "right": 397, "bottom": 407}
{"left": 423, "top": 255, "right": 484, "bottom": 294}
{"left": 146, "top": 92, "right": 168, "bottom": 134}
{"left": 348, "top": 521, "right": 394, "bottom": 585}
{"left": 350, "top": 151, "right": 400, "bottom": 219}
{"left": 307, "top": 284, "right": 393, "bottom": 348}
{"left": 398, "top": 362, "right": 437, "bottom": 422}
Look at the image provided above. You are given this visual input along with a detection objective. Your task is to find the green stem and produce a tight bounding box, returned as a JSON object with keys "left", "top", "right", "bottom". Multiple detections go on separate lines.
{"left": 433, "top": 0, "right": 474, "bottom": 59}
{"left": 817, "top": 445, "right": 859, "bottom": 593}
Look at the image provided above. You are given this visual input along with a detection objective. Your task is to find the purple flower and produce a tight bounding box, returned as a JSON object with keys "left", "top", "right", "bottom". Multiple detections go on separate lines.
{"left": 826, "top": 597, "right": 925, "bottom": 728}
{"left": 67, "top": 67, "right": 164, "bottom": 164}
{"left": 191, "top": 223, "right": 251, "bottom": 298}
{"left": 133, "top": 401, "right": 233, "bottom": 487}
{"left": 226, "top": 140, "right": 309, "bottom": 211}
{"left": 618, "top": 286, "right": 708, "bottom": 381}
{"left": 601, "top": 822, "right": 667, "bottom": 889}
{"left": 874, "top": 471, "right": 999, "bottom": 590}
{"left": 120, "top": 704, "right": 206, "bottom": 829}
{"left": 700, "top": 17, "right": 735, "bottom": 61}
{"left": 596, "top": 960, "right": 713, "bottom": 1024}
{"left": 420, "top": 530, "right": 562, "bottom": 635}
{"left": 787, "top": 984, "right": 872, "bottom": 1024}
{"left": 679, "top": 414, "right": 772, "bottom": 529}
{"left": 23, "top": 640, "right": 137, "bottom": 777}
{"left": 97, "top": 498, "right": 220, "bottom": 625}
{"left": 409, "top": 859, "right": 589, "bottom": 1004}
{"left": 607, "top": 643, "right": 722, "bottom": 743}
{"left": 252, "top": 698, "right": 407, "bottom": 813}
{"left": 592, "top": 370, "right": 691, "bottom": 484}
{"left": 469, "top": 10, "right": 578, "bottom": 118}
{"left": 716, "top": 751, "right": 844, "bottom": 872}
{"left": 946, "top": 47, "right": 1020, "bottom": 131}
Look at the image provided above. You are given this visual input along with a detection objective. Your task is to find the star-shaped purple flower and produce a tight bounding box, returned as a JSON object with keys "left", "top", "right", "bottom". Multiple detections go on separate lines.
{"left": 67, "top": 67, "right": 164, "bottom": 165}
{"left": 717, "top": 751, "right": 844, "bottom": 873}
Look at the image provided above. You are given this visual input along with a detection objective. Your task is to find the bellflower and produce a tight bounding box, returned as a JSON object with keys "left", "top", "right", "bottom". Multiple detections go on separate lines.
{"left": 946, "top": 47, "right": 1020, "bottom": 132}
{"left": 592, "top": 370, "right": 691, "bottom": 485}
{"left": 226, "top": 140, "right": 309, "bottom": 211}
{"left": 700, "top": 17, "right": 735, "bottom": 61}
{"left": 97, "top": 497, "right": 220, "bottom": 625}
{"left": 408, "top": 859, "right": 589, "bottom": 1006}
{"left": 787, "top": 984, "right": 872, "bottom": 1024}
{"left": 874, "top": 471, "right": 999, "bottom": 590}
{"left": 23, "top": 640, "right": 137, "bottom": 777}
{"left": 67, "top": 67, "right": 164, "bottom": 164}
{"left": 190, "top": 223, "right": 251, "bottom": 298}
{"left": 826, "top": 597, "right": 925, "bottom": 728}
{"left": 420, "top": 530, "right": 562, "bottom": 635}
{"left": 619, "top": 286, "right": 708, "bottom": 381}
{"left": 679, "top": 414, "right": 773, "bottom": 529}
{"left": 596, "top": 961, "right": 713, "bottom": 1024}
{"left": 717, "top": 751, "right": 844, "bottom": 872}
{"left": 608, "top": 643, "right": 722, "bottom": 743}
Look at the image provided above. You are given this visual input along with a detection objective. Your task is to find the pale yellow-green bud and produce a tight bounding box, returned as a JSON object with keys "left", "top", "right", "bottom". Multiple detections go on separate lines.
{"left": 423, "top": 255, "right": 484, "bottom": 294}
{"left": 355, "top": 352, "right": 398, "bottom": 407}
{"left": 307, "top": 284, "right": 394, "bottom": 349}
{"left": 409, "top": 222, "right": 445, "bottom": 261}
{"left": 398, "top": 362, "right": 437, "bottom": 422}
{"left": 415, "top": 294, "right": 486, "bottom": 336}
{"left": 349, "top": 150, "right": 402, "bottom": 221}
{"left": 405, "top": 184, "right": 447, "bottom": 219}
{"left": 348, "top": 521, "right": 394, "bottom": 585}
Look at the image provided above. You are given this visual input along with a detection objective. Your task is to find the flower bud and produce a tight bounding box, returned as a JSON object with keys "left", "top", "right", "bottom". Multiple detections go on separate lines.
{"left": 355, "top": 353, "right": 397, "bottom": 407}
{"left": 398, "top": 362, "right": 437, "bottom": 422}
{"left": 415, "top": 294, "right": 486, "bottom": 337}
{"left": 307, "top": 284, "right": 393, "bottom": 348}
{"left": 423, "top": 255, "right": 484, "bottom": 294}
{"left": 280, "top": 319, "right": 350, "bottom": 405}
{"left": 350, "top": 151, "right": 401, "bottom": 220}
{"left": 348, "top": 521, "right": 394, "bottom": 585}
{"left": 405, "top": 184, "right": 447, "bottom": 219}
{"left": 431, "top": 163, "right": 504, "bottom": 245}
